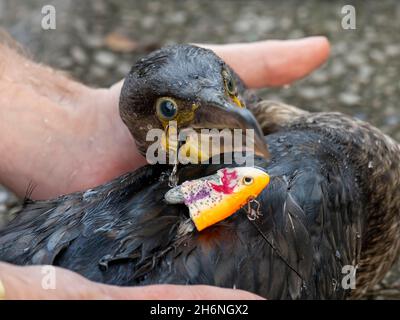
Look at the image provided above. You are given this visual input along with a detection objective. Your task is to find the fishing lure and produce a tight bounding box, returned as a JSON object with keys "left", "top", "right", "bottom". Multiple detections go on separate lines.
{"left": 165, "top": 167, "right": 270, "bottom": 231}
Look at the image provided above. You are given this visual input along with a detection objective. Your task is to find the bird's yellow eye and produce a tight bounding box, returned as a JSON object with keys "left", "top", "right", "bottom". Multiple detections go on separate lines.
{"left": 222, "top": 69, "right": 237, "bottom": 96}
{"left": 243, "top": 176, "right": 254, "bottom": 185}
{"left": 156, "top": 97, "right": 178, "bottom": 121}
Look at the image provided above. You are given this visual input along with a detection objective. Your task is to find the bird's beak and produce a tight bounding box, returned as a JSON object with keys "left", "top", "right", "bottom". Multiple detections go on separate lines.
{"left": 178, "top": 101, "right": 269, "bottom": 163}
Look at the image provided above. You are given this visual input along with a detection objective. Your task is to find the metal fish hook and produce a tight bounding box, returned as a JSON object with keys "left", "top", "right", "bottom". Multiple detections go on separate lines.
{"left": 168, "top": 161, "right": 179, "bottom": 187}
{"left": 245, "top": 196, "right": 263, "bottom": 221}
{"left": 167, "top": 123, "right": 181, "bottom": 188}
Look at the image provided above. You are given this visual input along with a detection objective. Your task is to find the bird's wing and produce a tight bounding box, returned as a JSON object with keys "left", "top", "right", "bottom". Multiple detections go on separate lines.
{"left": 0, "top": 164, "right": 169, "bottom": 267}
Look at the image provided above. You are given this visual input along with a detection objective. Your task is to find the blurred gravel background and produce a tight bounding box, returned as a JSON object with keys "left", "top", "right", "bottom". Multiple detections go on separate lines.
{"left": 0, "top": 0, "right": 399, "bottom": 298}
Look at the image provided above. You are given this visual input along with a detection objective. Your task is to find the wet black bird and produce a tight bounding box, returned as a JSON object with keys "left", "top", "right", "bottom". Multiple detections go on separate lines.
{"left": 0, "top": 45, "right": 400, "bottom": 299}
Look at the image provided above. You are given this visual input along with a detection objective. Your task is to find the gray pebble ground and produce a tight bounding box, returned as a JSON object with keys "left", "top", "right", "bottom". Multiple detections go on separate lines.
{"left": 0, "top": 0, "right": 399, "bottom": 298}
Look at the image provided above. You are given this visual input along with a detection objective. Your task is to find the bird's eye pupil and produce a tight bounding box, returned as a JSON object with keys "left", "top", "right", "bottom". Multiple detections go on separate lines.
{"left": 227, "top": 78, "right": 235, "bottom": 93}
{"left": 158, "top": 99, "right": 177, "bottom": 120}
{"left": 243, "top": 177, "right": 253, "bottom": 185}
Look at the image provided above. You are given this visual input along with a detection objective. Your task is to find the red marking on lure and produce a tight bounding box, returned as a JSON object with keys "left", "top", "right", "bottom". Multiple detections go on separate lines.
{"left": 210, "top": 169, "right": 238, "bottom": 194}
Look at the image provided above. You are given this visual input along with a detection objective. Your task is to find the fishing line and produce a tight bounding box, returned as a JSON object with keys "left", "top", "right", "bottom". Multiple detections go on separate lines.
{"left": 244, "top": 199, "right": 306, "bottom": 284}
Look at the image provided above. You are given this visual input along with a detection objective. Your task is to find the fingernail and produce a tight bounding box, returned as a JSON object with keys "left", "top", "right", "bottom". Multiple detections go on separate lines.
{"left": 0, "top": 279, "right": 5, "bottom": 300}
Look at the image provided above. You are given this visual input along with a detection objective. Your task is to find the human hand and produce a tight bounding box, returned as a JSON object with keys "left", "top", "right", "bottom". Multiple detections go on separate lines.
{"left": 0, "top": 262, "right": 263, "bottom": 300}
{"left": 0, "top": 37, "right": 329, "bottom": 199}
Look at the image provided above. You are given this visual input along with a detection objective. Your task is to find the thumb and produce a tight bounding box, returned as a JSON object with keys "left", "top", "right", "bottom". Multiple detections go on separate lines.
{"left": 202, "top": 36, "right": 330, "bottom": 88}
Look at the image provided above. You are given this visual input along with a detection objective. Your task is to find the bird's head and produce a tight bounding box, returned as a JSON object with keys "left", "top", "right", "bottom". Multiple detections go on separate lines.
{"left": 119, "top": 44, "right": 268, "bottom": 163}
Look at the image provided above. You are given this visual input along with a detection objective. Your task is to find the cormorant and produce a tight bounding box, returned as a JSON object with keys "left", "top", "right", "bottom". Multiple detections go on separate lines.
{"left": 0, "top": 45, "right": 399, "bottom": 299}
